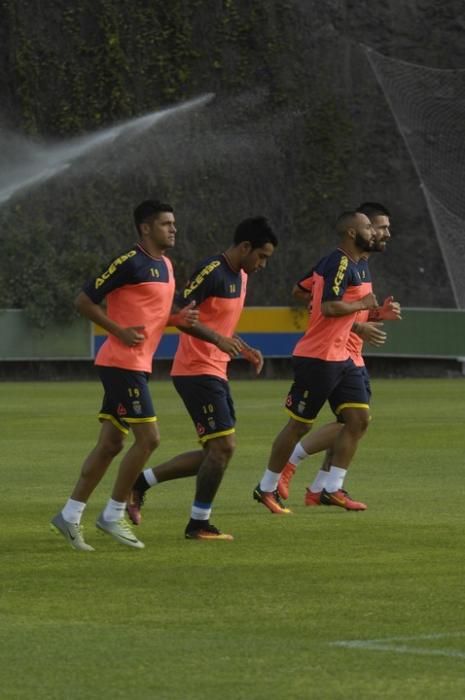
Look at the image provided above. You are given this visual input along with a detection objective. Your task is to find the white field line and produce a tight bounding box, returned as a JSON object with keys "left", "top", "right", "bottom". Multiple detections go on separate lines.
{"left": 330, "top": 633, "right": 465, "bottom": 659}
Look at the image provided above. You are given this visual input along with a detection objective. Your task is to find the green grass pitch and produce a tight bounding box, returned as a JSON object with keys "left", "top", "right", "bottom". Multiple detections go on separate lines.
{"left": 1, "top": 377, "right": 465, "bottom": 699}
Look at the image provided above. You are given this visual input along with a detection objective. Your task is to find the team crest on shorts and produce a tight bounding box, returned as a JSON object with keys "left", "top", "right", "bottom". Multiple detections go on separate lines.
{"left": 208, "top": 417, "right": 216, "bottom": 430}
{"left": 132, "top": 401, "right": 142, "bottom": 415}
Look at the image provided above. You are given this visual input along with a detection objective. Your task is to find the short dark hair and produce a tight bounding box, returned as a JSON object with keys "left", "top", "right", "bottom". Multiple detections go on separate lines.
{"left": 357, "top": 201, "right": 391, "bottom": 218}
{"left": 133, "top": 200, "right": 174, "bottom": 236}
{"left": 335, "top": 210, "right": 360, "bottom": 236}
{"left": 233, "top": 216, "right": 278, "bottom": 249}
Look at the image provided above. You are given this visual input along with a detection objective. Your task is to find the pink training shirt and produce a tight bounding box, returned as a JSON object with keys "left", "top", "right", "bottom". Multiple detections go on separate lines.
{"left": 83, "top": 244, "right": 175, "bottom": 373}
{"left": 293, "top": 249, "right": 367, "bottom": 362}
{"left": 171, "top": 253, "right": 247, "bottom": 380}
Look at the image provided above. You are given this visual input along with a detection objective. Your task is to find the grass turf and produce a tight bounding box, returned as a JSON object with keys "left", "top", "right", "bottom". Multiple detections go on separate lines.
{"left": 1, "top": 377, "right": 464, "bottom": 699}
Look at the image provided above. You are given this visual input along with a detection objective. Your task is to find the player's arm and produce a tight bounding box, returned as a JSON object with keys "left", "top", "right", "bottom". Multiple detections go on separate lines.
{"left": 322, "top": 293, "right": 378, "bottom": 317}
{"left": 77, "top": 250, "right": 147, "bottom": 346}
{"left": 169, "top": 259, "right": 244, "bottom": 357}
{"left": 368, "top": 296, "right": 402, "bottom": 321}
{"left": 170, "top": 301, "right": 243, "bottom": 357}
{"left": 292, "top": 269, "right": 314, "bottom": 306}
{"left": 174, "top": 318, "right": 244, "bottom": 357}
{"left": 352, "top": 321, "right": 387, "bottom": 347}
{"left": 75, "top": 291, "right": 145, "bottom": 347}
{"left": 292, "top": 284, "right": 312, "bottom": 305}
{"left": 234, "top": 335, "right": 264, "bottom": 374}
{"left": 168, "top": 301, "right": 199, "bottom": 328}
{"left": 321, "top": 254, "right": 378, "bottom": 317}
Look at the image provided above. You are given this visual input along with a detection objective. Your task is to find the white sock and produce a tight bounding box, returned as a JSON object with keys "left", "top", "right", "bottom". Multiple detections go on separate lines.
{"left": 143, "top": 468, "right": 158, "bottom": 487}
{"left": 309, "top": 470, "right": 329, "bottom": 493}
{"left": 191, "top": 502, "right": 211, "bottom": 520}
{"left": 62, "top": 498, "right": 86, "bottom": 525}
{"left": 325, "top": 466, "right": 347, "bottom": 493}
{"left": 260, "top": 468, "right": 280, "bottom": 493}
{"left": 103, "top": 498, "right": 126, "bottom": 522}
{"left": 288, "top": 442, "right": 309, "bottom": 468}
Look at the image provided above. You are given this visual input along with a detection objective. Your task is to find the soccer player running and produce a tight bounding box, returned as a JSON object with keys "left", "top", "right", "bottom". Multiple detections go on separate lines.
{"left": 50, "top": 200, "right": 226, "bottom": 552}
{"left": 278, "top": 202, "right": 402, "bottom": 509}
{"left": 127, "top": 217, "right": 278, "bottom": 540}
{"left": 253, "top": 211, "right": 378, "bottom": 514}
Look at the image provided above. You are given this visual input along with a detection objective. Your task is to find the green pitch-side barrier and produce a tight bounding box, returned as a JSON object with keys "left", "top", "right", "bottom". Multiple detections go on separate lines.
{"left": 0, "top": 309, "right": 92, "bottom": 360}
{"left": 362, "top": 308, "right": 465, "bottom": 360}
{"left": 1, "top": 307, "right": 465, "bottom": 361}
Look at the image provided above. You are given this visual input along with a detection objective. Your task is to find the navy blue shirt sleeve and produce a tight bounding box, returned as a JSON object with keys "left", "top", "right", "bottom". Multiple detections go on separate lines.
{"left": 175, "top": 257, "right": 222, "bottom": 308}
{"left": 321, "top": 253, "right": 359, "bottom": 302}
{"left": 82, "top": 249, "right": 138, "bottom": 304}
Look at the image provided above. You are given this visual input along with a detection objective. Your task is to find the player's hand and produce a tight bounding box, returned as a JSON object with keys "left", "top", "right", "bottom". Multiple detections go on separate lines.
{"left": 234, "top": 335, "right": 264, "bottom": 375}
{"left": 243, "top": 347, "right": 264, "bottom": 375}
{"left": 376, "top": 296, "right": 402, "bottom": 321}
{"left": 355, "top": 322, "right": 387, "bottom": 347}
{"left": 216, "top": 335, "right": 244, "bottom": 357}
{"left": 359, "top": 292, "right": 378, "bottom": 310}
{"left": 170, "top": 301, "right": 199, "bottom": 328}
{"left": 118, "top": 326, "right": 146, "bottom": 347}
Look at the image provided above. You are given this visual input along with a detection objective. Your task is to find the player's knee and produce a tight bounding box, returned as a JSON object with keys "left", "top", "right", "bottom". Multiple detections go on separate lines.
{"left": 224, "top": 435, "right": 236, "bottom": 460}
{"left": 100, "top": 437, "right": 125, "bottom": 459}
{"left": 360, "top": 414, "right": 371, "bottom": 433}
{"left": 347, "top": 413, "right": 370, "bottom": 436}
{"left": 132, "top": 422, "right": 161, "bottom": 453}
{"left": 206, "top": 436, "right": 235, "bottom": 466}
{"left": 141, "top": 432, "right": 161, "bottom": 453}
{"left": 291, "top": 419, "right": 311, "bottom": 441}
{"left": 222, "top": 442, "right": 235, "bottom": 462}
